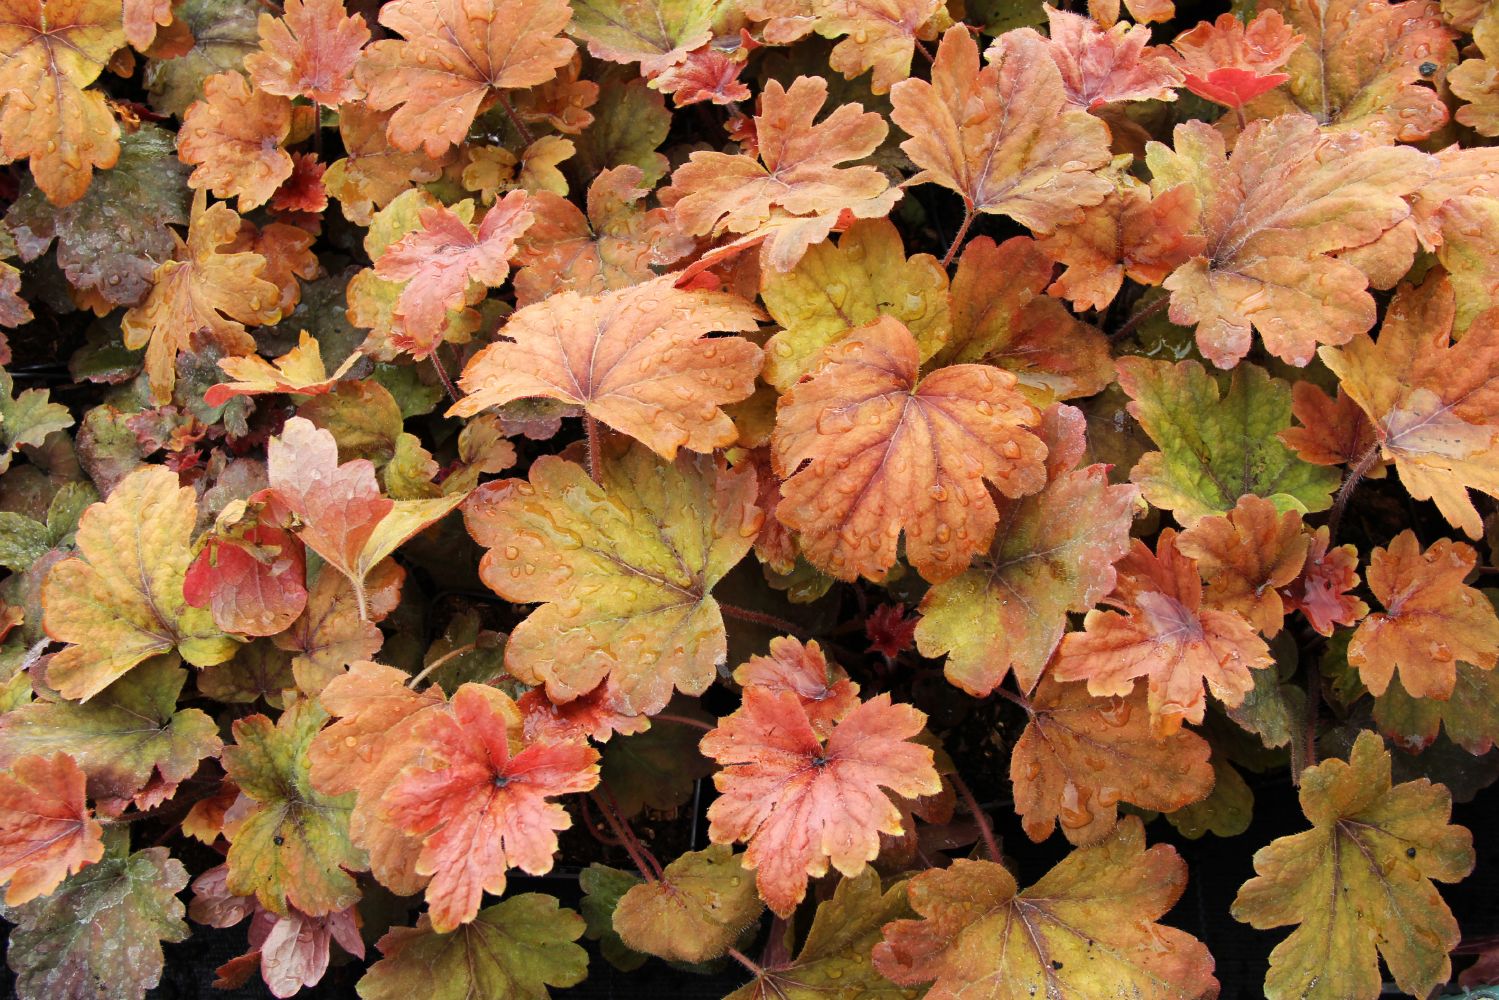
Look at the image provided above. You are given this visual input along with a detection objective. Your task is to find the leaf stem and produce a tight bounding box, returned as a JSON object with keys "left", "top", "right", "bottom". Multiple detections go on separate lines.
{"left": 406, "top": 641, "right": 478, "bottom": 688}
{"left": 1295, "top": 656, "right": 1320, "bottom": 786}
{"left": 431, "top": 349, "right": 460, "bottom": 403}
{"left": 949, "top": 772, "right": 999, "bottom": 863}
{"left": 653, "top": 712, "right": 715, "bottom": 733}
{"left": 719, "top": 603, "right": 811, "bottom": 638}
{"left": 1327, "top": 443, "right": 1380, "bottom": 544}
{"left": 591, "top": 790, "right": 663, "bottom": 880}
{"left": 727, "top": 947, "right": 766, "bottom": 978}
{"left": 1110, "top": 294, "right": 1169, "bottom": 342}
{"left": 993, "top": 686, "right": 1032, "bottom": 713}
{"left": 585, "top": 414, "right": 603, "bottom": 485}
{"left": 495, "top": 93, "right": 535, "bottom": 147}
{"left": 940, "top": 201, "right": 976, "bottom": 268}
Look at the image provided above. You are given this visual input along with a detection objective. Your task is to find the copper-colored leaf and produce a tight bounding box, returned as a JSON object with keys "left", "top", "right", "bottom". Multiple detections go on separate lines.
{"left": 178, "top": 73, "right": 294, "bottom": 211}
{"left": 1170, "top": 10, "right": 1302, "bottom": 108}
{"left": 244, "top": 0, "right": 369, "bottom": 106}
{"left": 0, "top": 754, "right": 104, "bottom": 905}
{"left": 732, "top": 636, "right": 858, "bottom": 737}
{"left": 1177, "top": 494, "right": 1309, "bottom": 637}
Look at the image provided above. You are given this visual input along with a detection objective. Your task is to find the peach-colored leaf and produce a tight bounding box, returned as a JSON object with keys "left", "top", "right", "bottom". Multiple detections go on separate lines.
{"left": 322, "top": 105, "right": 449, "bottom": 226}
{"left": 0, "top": 754, "right": 104, "bottom": 905}
{"left": 204, "top": 330, "right": 360, "bottom": 407}
{"left": 1036, "top": 5, "right": 1182, "bottom": 109}
{"left": 244, "top": 0, "right": 369, "bottom": 106}
{"left": 178, "top": 73, "right": 295, "bottom": 212}
{"left": 1281, "top": 526, "right": 1368, "bottom": 636}
{"left": 1170, "top": 10, "right": 1302, "bottom": 108}
{"left": 1176, "top": 495, "right": 1309, "bottom": 637}
{"left": 732, "top": 636, "right": 859, "bottom": 738}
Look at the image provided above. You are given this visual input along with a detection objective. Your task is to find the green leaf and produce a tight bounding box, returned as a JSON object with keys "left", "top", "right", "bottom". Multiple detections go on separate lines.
{"left": 614, "top": 845, "right": 764, "bottom": 963}
{"left": 5, "top": 125, "right": 189, "bottom": 308}
{"left": 570, "top": 71, "right": 670, "bottom": 187}
{"left": 222, "top": 699, "right": 364, "bottom": 916}
{"left": 1166, "top": 756, "right": 1254, "bottom": 839}
{"left": 600, "top": 706, "right": 715, "bottom": 816}
{"left": 1116, "top": 357, "right": 1339, "bottom": 524}
{"left": 2, "top": 846, "right": 189, "bottom": 1000}
{"left": 0, "top": 513, "right": 48, "bottom": 573}
{"left": 0, "top": 370, "right": 73, "bottom": 476}
{"left": 358, "top": 893, "right": 589, "bottom": 1000}
{"left": 0, "top": 656, "right": 220, "bottom": 812}
{"left": 143, "top": 0, "right": 260, "bottom": 116}
{"left": 579, "top": 863, "right": 647, "bottom": 972}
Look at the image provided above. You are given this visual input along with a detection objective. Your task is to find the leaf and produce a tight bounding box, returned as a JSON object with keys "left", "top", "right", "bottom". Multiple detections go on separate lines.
{"left": 266, "top": 416, "right": 465, "bottom": 619}
{"left": 1145, "top": 114, "right": 1431, "bottom": 367}
{"left": 915, "top": 403, "right": 1139, "bottom": 696}
{"left": 356, "top": 0, "right": 577, "bottom": 157}
{"left": 0, "top": 0, "right": 124, "bottom": 205}
{"left": 650, "top": 44, "right": 752, "bottom": 106}
{"left": 873, "top": 816, "right": 1218, "bottom": 1000}
{"left": 204, "top": 330, "right": 360, "bottom": 406}
{"left": 662, "top": 75, "right": 899, "bottom": 272}
{"left": 183, "top": 519, "right": 309, "bottom": 637}
{"left": 1231, "top": 730, "right": 1475, "bottom": 1000}
{"left": 1010, "top": 676, "right": 1214, "bottom": 845}
{"left": 1116, "top": 357, "right": 1340, "bottom": 524}
{"left": 143, "top": 0, "right": 260, "bottom": 116}
{"left": 1167, "top": 754, "right": 1254, "bottom": 840}
{"left": 567, "top": 0, "right": 721, "bottom": 74}
{"left": 759, "top": 217, "right": 949, "bottom": 392}
{"left": 612, "top": 844, "right": 764, "bottom": 962}
{"left": 1320, "top": 273, "right": 1499, "bottom": 539}
{"left": 571, "top": 70, "right": 670, "bottom": 186}
{"left": 1247, "top": 0, "right": 1457, "bottom": 142}
{"left": 889, "top": 26, "right": 1112, "bottom": 233}
{"left": 373, "top": 193, "right": 535, "bottom": 359}
{"left": 1177, "top": 495, "right": 1309, "bottom": 637}
{"left": 1036, "top": 5, "right": 1182, "bottom": 109}
{"left": 1452, "top": 15, "right": 1499, "bottom": 135}
{"left": 356, "top": 893, "right": 588, "bottom": 1000}
{"left": 1346, "top": 530, "right": 1499, "bottom": 699}
{"left": 724, "top": 868, "right": 910, "bottom": 1000}
{"left": 772, "top": 316, "right": 1047, "bottom": 584}
{"left": 1053, "top": 529, "right": 1274, "bottom": 734}
{"left": 4, "top": 123, "right": 189, "bottom": 308}
{"left": 733, "top": 636, "right": 859, "bottom": 737}
{"left": 598, "top": 704, "right": 715, "bottom": 815}
{"left": 1170, "top": 10, "right": 1304, "bottom": 107}
{"left": 0, "top": 754, "right": 103, "bottom": 905}
{"left": 453, "top": 276, "right": 762, "bottom": 458}
{"left": 323, "top": 105, "right": 449, "bottom": 226}
{"left": 222, "top": 699, "right": 364, "bottom": 916}
{"left": 1376, "top": 655, "right": 1499, "bottom": 755}
{"left": 463, "top": 442, "right": 759, "bottom": 714}
{"left": 271, "top": 560, "right": 402, "bottom": 694}
{"left": 1035, "top": 173, "right": 1205, "bottom": 313}
{"left": 179, "top": 72, "right": 295, "bottom": 211}
{"left": 518, "top": 683, "right": 648, "bottom": 743}
{"left": 579, "top": 864, "right": 646, "bottom": 971}
{"left": 811, "top": 0, "right": 948, "bottom": 95}
{"left": 307, "top": 660, "right": 447, "bottom": 895}
{"left": 381, "top": 683, "right": 599, "bottom": 931}
{"left": 0, "top": 369, "right": 72, "bottom": 475}
{"left": 1278, "top": 380, "right": 1380, "bottom": 469}
{"left": 3, "top": 845, "right": 188, "bottom": 1000}
{"left": 121, "top": 191, "right": 281, "bottom": 404}
{"left": 244, "top": 0, "right": 369, "bottom": 105}
{"left": 43, "top": 465, "right": 235, "bottom": 702}
{"left": 0, "top": 657, "right": 220, "bottom": 815}
{"left": 700, "top": 687, "right": 940, "bottom": 916}
{"left": 1281, "top": 525, "right": 1368, "bottom": 636}
{"left": 513, "top": 165, "right": 692, "bottom": 306}
{"left": 0, "top": 482, "right": 96, "bottom": 573}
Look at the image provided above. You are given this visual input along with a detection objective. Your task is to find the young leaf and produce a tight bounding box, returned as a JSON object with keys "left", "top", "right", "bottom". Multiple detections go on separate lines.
{"left": 1145, "top": 114, "right": 1431, "bottom": 367}
{"left": 382, "top": 683, "right": 599, "bottom": 932}
{"left": 266, "top": 416, "right": 464, "bottom": 619}
{"left": 1010, "top": 677, "right": 1213, "bottom": 845}
{"left": 700, "top": 688, "right": 940, "bottom": 916}
{"left": 612, "top": 844, "right": 764, "bottom": 963}
{"left": 915, "top": 404, "right": 1140, "bottom": 696}
{"left": 1320, "top": 273, "right": 1499, "bottom": 539}
{"left": 462, "top": 443, "right": 759, "bottom": 714}
{"left": 222, "top": 699, "right": 364, "bottom": 916}
{"left": 243, "top": 0, "right": 369, "bottom": 106}
{"left": 1035, "top": 6, "right": 1183, "bottom": 109}
{"left": 874, "top": 816, "right": 1218, "bottom": 999}
{"left": 357, "top": 0, "right": 577, "bottom": 157}
{"left": 43, "top": 465, "right": 236, "bottom": 701}
{"left": 1170, "top": 10, "right": 1303, "bottom": 108}
{"left": 889, "top": 26, "right": 1113, "bottom": 234}
{"left": 0, "top": 657, "right": 220, "bottom": 815}
{"left": 518, "top": 683, "right": 650, "bottom": 744}
{"left": 1116, "top": 357, "right": 1340, "bottom": 523}
{"left": 1177, "top": 495, "right": 1309, "bottom": 637}
{"left": 772, "top": 316, "right": 1047, "bottom": 584}
{"left": 0, "top": 0, "right": 124, "bottom": 205}
{"left": 452, "top": 276, "right": 762, "bottom": 457}
{"left": 1052, "top": 529, "right": 1274, "bottom": 734}
{"left": 1281, "top": 525, "right": 1368, "bottom": 636}
{"left": 1347, "top": 530, "right": 1499, "bottom": 699}
{"left": 1232, "top": 730, "right": 1475, "bottom": 1000}
{"left": 3, "top": 846, "right": 188, "bottom": 1000}
{"left": 733, "top": 636, "right": 858, "bottom": 737}
{"left": 356, "top": 893, "right": 588, "bottom": 1000}
{"left": 0, "top": 753, "right": 104, "bottom": 905}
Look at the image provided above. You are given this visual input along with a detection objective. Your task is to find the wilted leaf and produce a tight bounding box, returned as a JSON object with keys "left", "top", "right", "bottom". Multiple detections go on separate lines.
{"left": 1232, "top": 730, "right": 1475, "bottom": 1000}
{"left": 612, "top": 844, "right": 763, "bottom": 962}
{"left": 463, "top": 442, "right": 759, "bottom": 714}
{"left": 874, "top": 816, "right": 1218, "bottom": 999}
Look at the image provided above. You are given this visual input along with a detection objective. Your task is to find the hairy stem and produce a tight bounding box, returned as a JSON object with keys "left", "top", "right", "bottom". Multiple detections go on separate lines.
{"left": 719, "top": 603, "right": 811, "bottom": 638}
{"left": 585, "top": 414, "right": 603, "bottom": 486}
{"left": 406, "top": 641, "right": 478, "bottom": 689}
{"left": 949, "top": 772, "right": 1000, "bottom": 863}
{"left": 592, "top": 790, "right": 663, "bottom": 880}
{"left": 1110, "top": 294, "right": 1169, "bottom": 342}
{"left": 431, "top": 349, "right": 460, "bottom": 403}
{"left": 1327, "top": 443, "right": 1381, "bottom": 544}
{"left": 941, "top": 202, "right": 976, "bottom": 268}
{"left": 653, "top": 712, "right": 715, "bottom": 733}
{"left": 727, "top": 947, "right": 766, "bottom": 978}
{"left": 495, "top": 93, "right": 535, "bottom": 147}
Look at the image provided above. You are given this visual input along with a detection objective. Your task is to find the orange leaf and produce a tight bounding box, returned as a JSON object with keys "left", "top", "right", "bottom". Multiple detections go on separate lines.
{"left": 1176, "top": 494, "right": 1309, "bottom": 637}
{"left": 1037, "top": 5, "right": 1183, "bottom": 109}
{"left": 732, "top": 636, "right": 859, "bottom": 738}
{"left": 700, "top": 688, "right": 939, "bottom": 916}
{"left": 772, "top": 316, "right": 1047, "bottom": 584}
{"left": 1278, "top": 381, "right": 1381, "bottom": 469}
{"left": 518, "top": 684, "right": 649, "bottom": 744}
{"left": 1347, "top": 530, "right": 1499, "bottom": 699}
{"left": 244, "top": 0, "right": 369, "bottom": 106}
{"left": 178, "top": 73, "right": 295, "bottom": 212}
{"left": 452, "top": 276, "right": 762, "bottom": 458}
{"left": 383, "top": 684, "right": 599, "bottom": 932}
{"left": 1052, "top": 529, "right": 1273, "bottom": 734}
{"left": 889, "top": 26, "right": 1113, "bottom": 233}
{"left": 0, "top": 0, "right": 124, "bottom": 205}
{"left": 1281, "top": 526, "right": 1368, "bottom": 636}
{"left": 121, "top": 191, "right": 281, "bottom": 404}
{"left": 817, "top": 0, "right": 948, "bottom": 95}
{"left": 357, "top": 0, "right": 576, "bottom": 157}
{"left": 373, "top": 193, "right": 535, "bottom": 359}
{"left": 0, "top": 754, "right": 104, "bottom": 906}
{"left": 323, "top": 105, "right": 449, "bottom": 226}
{"left": 1011, "top": 677, "right": 1213, "bottom": 845}
{"left": 662, "top": 75, "right": 899, "bottom": 272}
{"left": 1170, "top": 10, "right": 1301, "bottom": 108}
{"left": 204, "top": 330, "right": 360, "bottom": 407}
